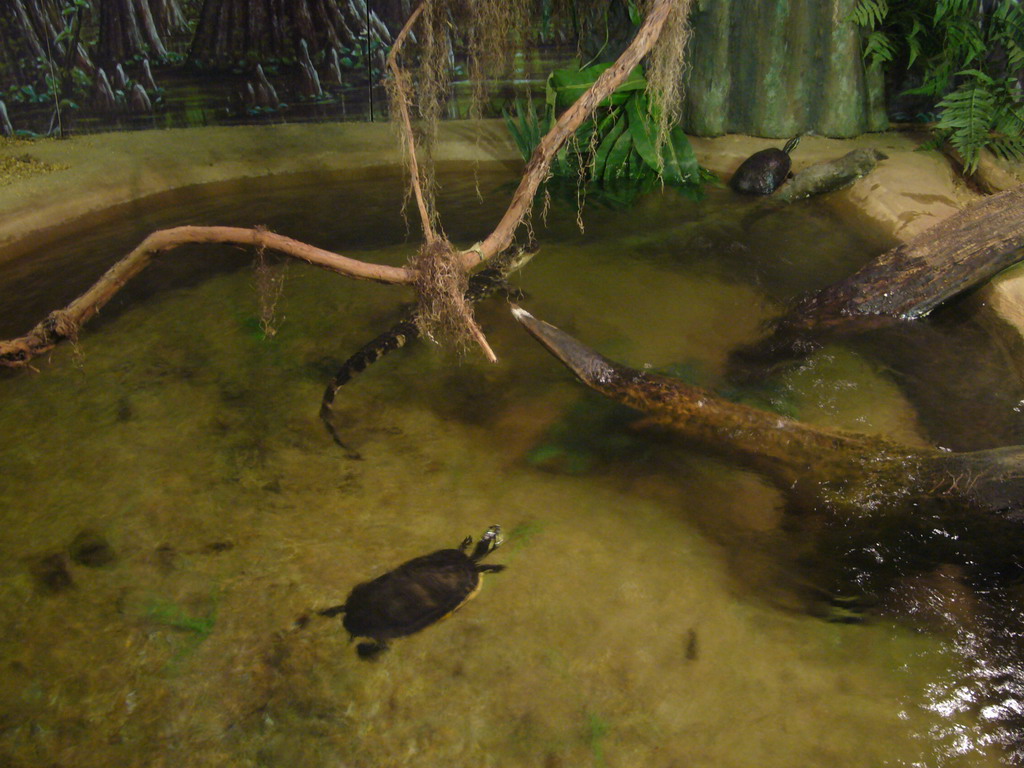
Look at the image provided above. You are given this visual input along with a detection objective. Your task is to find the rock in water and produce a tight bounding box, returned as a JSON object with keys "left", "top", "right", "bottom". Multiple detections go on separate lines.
{"left": 31, "top": 553, "right": 73, "bottom": 592}
{"left": 70, "top": 530, "right": 116, "bottom": 567}
{"left": 729, "top": 136, "right": 801, "bottom": 195}
{"left": 773, "top": 148, "right": 888, "bottom": 203}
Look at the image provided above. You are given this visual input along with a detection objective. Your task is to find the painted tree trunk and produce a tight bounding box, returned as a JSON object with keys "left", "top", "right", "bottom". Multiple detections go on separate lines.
{"left": 0, "top": 0, "right": 65, "bottom": 89}
{"left": 98, "top": 0, "right": 147, "bottom": 63}
{"left": 149, "top": 0, "right": 187, "bottom": 34}
{"left": 188, "top": 0, "right": 384, "bottom": 66}
{"left": 684, "top": 0, "right": 888, "bottom": 138}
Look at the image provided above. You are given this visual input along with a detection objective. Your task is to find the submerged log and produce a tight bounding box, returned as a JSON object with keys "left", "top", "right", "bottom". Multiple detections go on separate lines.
{"left": 512, "top": 306, "right": 1024, "bottom": 521}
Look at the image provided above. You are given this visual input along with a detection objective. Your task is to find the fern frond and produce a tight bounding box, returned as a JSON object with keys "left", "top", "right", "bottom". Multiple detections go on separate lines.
{"left": 863, "top": 30, "right": 896, "bottom": 67}
{"left": 991, "top": 2, "right": 1024, "bottom": 70}
{"left": 934, "top": 0, "right": 975, "bottom": 26}
{"left": 906, "top": 18, "right": 925, "bottom": 68}
{"left": 988, "top": 136, "right": 1024, "bottom": 164}
{"left": 936, "top": 76, "right": 997, "bottom": 173}
{"left": 942, "top": 19, "right": 987, "bottom": 67}
{"left": 847, "top": 0, "right": 889, "bottom": 29}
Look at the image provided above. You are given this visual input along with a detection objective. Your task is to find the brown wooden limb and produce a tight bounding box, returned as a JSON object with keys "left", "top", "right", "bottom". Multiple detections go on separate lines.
{"left": 385, "top": 2, "right": 436, "bottom": 243}
{"left": 794, "top": 184, "right": 1024, "bottom": 326}
{"left": 512, "top": 305, "right": 1024, "bottom": 520}
{"left": 729, "top": 183, "right": 1024, "bottom": 376}
{"left": 456, "top": 0, "right": 678, "bottom": 271}
{"left": 0, "top": 225, "right": 416, "bottom": 368}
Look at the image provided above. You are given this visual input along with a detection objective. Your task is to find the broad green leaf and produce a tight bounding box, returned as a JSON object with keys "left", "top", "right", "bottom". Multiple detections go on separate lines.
{"left": 625, "top": 92, "right": 660, "bottom": 171}
{"left": 591, "top": 109, "right": 627, "bottom": 181}
{"left": 602, "top": 122, "right": 634, "bottom": 186}
{"left": 549, "top": 63, "right": 646, "bottom": 112}
{"left": 661, "top": 127, "right": 700, "bottom": 186}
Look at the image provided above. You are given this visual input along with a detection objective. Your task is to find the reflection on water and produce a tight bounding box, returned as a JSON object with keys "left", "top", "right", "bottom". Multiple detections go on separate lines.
{"left": 1, "top": 169, "right": 1023, "bottom": 766}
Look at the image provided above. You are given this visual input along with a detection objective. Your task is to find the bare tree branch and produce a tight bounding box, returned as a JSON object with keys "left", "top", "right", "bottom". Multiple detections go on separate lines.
{"left": 457, "top": 0, "right": 677, "bottom": 270}
{"left": 0, "top": 225, "right": 415, "bottom": 367}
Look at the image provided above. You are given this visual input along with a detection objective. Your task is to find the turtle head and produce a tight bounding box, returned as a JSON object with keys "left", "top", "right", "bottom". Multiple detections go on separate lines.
{"left": 470, "top": 525, "right": 503, "bottom": 561}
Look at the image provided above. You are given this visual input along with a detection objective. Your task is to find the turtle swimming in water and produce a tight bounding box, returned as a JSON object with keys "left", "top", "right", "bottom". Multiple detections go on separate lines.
{"left": 319, "top": 525, "right": 506, "bottom": 659}
{"left": 729, "top": 135, "right": 801, "bottom": 195}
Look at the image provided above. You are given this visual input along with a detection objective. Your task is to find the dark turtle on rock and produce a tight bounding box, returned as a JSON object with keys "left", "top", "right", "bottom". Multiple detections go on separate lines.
{"left": 319, "top": 525, "right": 506, "bottom": 658}
{"left": 729, "top": 135, "right": 801, "bottom": 195}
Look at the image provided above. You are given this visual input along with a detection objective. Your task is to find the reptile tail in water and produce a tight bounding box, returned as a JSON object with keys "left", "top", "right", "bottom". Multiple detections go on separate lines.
{"left": 319, "top": 319, "right": 419, "bottom": 459}
{"left": 319, "top": 243, "right": 537, "bottom": 457}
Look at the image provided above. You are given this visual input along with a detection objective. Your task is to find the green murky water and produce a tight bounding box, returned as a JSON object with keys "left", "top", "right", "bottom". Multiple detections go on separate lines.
{"left": 2, "top": 168, "right": 1024, "bottom": 767}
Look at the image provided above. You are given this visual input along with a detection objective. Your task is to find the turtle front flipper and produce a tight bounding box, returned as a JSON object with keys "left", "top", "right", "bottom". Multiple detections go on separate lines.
{"left": 356, "top": 640, "right": 389, "bottom": 659}
{"left": 317, "top": 603, "right": 347, "bottom": 618}
{"left": 477, "top": 564, "right": 506, "bottom": 574}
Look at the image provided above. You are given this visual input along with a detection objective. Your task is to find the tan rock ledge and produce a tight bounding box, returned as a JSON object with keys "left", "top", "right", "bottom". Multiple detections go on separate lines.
{"left": 0, "top": 121, "right": 521, "bottom": 254}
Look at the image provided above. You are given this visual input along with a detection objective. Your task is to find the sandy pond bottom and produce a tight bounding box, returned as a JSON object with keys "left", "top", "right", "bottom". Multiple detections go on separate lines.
{"left": 0, "top": 168, "right": 1021, "bottom": 767}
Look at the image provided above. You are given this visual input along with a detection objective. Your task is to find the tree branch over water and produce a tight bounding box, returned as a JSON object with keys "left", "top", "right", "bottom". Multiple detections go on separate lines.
{"left": 0, "top": 0, "right": 683, "bottom": 368}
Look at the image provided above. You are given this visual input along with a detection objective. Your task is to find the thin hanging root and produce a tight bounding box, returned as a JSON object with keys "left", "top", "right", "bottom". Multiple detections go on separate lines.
{"left": 252, "top": 229, "right": 288, "bottom": 337}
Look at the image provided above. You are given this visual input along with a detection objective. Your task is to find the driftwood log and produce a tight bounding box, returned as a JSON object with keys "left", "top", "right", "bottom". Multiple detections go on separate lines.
{"left": 773, "top": 148, "right": 887, "bottom": 203}
{"left": 512, "top": 306, "right": 1024, "bottom": 522}
{"left": 731, "top": 183, "right": 1024, "bottom": 376}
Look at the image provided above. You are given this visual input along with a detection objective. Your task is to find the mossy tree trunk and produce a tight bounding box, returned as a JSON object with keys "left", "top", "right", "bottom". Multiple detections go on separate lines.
{"left": 684, "top": 0, "right": 888, "bottom": 138}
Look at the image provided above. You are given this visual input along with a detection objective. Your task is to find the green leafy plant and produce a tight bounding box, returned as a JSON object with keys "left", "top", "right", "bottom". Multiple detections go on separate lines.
{"left": 145, "top": 597, "right": 218, "bottom": 670}
{"left": 503, "top": 61, "right": 712, "bottom": 207}
{"left": 849, "top": 0, "right": 1024, "bottom": 172}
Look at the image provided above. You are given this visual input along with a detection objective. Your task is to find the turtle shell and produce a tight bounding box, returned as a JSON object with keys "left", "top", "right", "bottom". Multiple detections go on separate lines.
{"left": 342, "top": 548, "right": 482, "bottom": 641}
{"left": 729, "top": 136, "right": 801, "bottom": 196}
